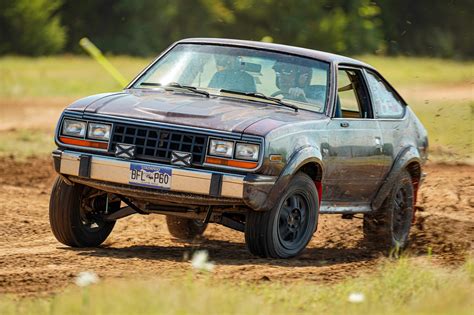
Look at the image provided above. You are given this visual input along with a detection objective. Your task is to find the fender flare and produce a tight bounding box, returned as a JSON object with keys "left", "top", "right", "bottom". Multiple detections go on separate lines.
{"left": 371, "top": 145, "right": 422, "bottom": 210}
{"left": 243, "top": 145, "right": 323, "bottom": 211}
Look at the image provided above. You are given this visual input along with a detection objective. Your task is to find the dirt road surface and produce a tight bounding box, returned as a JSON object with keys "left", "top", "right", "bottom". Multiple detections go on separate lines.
{"left": 0, "top": 158, "right": 472, "bottom": 296}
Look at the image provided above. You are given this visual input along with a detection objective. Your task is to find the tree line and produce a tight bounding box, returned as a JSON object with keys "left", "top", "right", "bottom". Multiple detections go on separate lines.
{"left": 0, "top": 0, "right": 472, "bottom": 58}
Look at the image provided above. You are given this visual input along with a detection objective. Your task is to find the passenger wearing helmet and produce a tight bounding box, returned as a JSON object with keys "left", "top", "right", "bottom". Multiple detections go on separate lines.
{"left": 208, "top": 54, "right": 256, "bottom": 93}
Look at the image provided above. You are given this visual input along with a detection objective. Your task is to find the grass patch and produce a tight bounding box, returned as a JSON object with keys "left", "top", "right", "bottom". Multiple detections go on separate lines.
{"left": 0, "top": 55, "right": 151, "bottom": 97}
{"left": 1, "top": 259, "right": 473, "bottom": 315}
{"left": 358, "top": 55, "right": 474, "bottom": 87}
{"left": 411, "top": 100, "right": 473, "bottom": 161}
{"left": 0, "top": 129, "right": 55, "bottom": 159}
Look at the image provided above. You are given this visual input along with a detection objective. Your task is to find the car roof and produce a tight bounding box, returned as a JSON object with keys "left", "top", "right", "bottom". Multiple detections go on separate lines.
{"left": 177, "top": 38, "right": 375, "bottom": 70}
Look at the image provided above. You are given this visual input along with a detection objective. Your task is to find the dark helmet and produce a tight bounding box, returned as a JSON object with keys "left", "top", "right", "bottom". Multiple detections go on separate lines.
{"left": 273, "top": 61, "right": 295, "bottom": 89}
{"left": 215, "top": 54, "right": 241, "bottom": 70}
{"left": 273, "top": 61, "right": 312, "bottom": 89}
{"left": 295, "top": 65, "right": 312, "bottom": 87}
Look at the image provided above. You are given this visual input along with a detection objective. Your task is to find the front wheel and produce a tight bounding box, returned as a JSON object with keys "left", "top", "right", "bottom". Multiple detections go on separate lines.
{"left": 49, "top": 177, "right": 117, "bottom": 247}
{"left": 245, "top": 173, "right": 319, "bottom": 258}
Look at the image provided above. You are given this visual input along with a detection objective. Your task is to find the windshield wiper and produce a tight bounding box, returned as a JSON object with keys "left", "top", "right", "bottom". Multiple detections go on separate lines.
{"left": 219, "top": 89, "right": 298, "bottom": 112}
{"left": 139, "top": 82, "right": 209, "bottom": 98}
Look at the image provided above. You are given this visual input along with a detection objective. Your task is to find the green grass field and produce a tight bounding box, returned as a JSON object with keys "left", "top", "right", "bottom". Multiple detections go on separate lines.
{"left": 1, "top": 258, "right": 473, "bottom": 315}
{"left": 359, "top": 55, "right": 473, "bottom": 86}
{"left": 0, "top": 55, "right": 150, "bottom": 97}
{"left": 0, "top": 55, "right": 472, "bottom": 160}
{"left": 0, "top": 129, "right": 53, "bottom": 158}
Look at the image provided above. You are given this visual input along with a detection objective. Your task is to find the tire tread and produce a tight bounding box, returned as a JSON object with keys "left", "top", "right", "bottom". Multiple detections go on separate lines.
{"left": 49, "top": 177, "right": 115, "bottom": 247}
{"left": 245, "top": 172, "right": 319, "bottom": 258}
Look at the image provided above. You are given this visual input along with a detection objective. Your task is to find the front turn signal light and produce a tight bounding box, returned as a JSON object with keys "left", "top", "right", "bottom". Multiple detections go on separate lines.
{"left": 205, "top": 156, "right": 258, "bottom": 169}
{"left": 59, "top": 136, "right": 108, "bottom": 149}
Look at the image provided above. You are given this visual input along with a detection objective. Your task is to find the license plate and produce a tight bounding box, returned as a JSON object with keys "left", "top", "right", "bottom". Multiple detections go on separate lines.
{"left": 129, "top": 163, "right": 172, "bottom": 189}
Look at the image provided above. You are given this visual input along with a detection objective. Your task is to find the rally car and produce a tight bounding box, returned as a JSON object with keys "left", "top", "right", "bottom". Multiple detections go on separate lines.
{"left": 49, "top": 38, "right": 428, "bottom": 258}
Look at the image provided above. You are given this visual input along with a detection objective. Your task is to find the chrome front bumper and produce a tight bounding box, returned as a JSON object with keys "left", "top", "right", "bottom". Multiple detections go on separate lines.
{"left": 52, "top": 150, "right": 276, "bottom": 206}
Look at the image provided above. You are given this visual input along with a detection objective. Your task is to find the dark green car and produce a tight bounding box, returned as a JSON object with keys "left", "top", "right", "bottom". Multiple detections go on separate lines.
{"left": 50, "top": 38, "right": 428, "bottom": 258}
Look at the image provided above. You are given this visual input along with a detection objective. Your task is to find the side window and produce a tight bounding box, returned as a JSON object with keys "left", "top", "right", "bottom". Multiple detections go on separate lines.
{"left": 365, "top": 71, "right": 405, "bottom": 118}
{"left": 336, "top": 69, "right": 372, "bottom": 118}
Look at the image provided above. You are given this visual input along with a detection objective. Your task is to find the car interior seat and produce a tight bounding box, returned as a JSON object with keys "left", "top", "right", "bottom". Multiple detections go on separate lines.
{"left": 208, "top": 70, "right": 256, "bottom": 93}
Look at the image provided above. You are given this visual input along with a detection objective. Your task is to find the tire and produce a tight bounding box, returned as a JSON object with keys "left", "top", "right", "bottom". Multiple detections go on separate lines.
{"left": 363, "top": 169, "right": 414, "bottom": 254}
{"left": 245, "top": 172, "right": 319, "bottom": 258}
{"left": 49, "top": 177, "right": 116, "bottom": 247}
{"left": 166, "top": 216, "right": 207, "bottom": 240}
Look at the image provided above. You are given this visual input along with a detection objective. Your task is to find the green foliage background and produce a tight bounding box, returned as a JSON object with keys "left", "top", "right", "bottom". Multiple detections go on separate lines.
{"left": 0, "top": 0, "right": 472, "bottom": 58}
{"left": 0, "top": 0, "right": 66, "bottom": 55}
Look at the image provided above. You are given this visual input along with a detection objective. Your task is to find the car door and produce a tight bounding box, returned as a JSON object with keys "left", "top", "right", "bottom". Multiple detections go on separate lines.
{"left": 363, "top": 69, "right": 407, "bottom": 179}
{"left": 322, "top": 66, "right": 386, "bottom": 203}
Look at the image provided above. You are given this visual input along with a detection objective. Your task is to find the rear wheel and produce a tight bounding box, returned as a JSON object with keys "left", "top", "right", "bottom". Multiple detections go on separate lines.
{"left": 166, "top": 216, "right": 207, "bottom": 240}
{"left": 49, "top": 177, "right": 117, "bottom": 247}
{"left": 363, "top": 169, "right": 414, "bottom": 254}
{"left": 245, "top": 173, "right": 319, "bottom": 258}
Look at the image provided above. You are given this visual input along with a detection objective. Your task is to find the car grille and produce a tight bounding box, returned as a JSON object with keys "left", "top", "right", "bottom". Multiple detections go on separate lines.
{"left": 110, "top": 123, "right": 208, "bottom": 165}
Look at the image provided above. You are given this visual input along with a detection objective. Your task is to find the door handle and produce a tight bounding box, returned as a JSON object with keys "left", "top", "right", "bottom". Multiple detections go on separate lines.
{"left": 375, "top": 137, "right": 383, "bottom": 153}
{"left": 340, "top": 122, "right": 349, "bottom": 128}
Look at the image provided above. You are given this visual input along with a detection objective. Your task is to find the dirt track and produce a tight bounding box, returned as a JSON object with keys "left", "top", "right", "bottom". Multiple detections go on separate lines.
{"left": 0, "top": 157, "right": 472, "bottom": 296}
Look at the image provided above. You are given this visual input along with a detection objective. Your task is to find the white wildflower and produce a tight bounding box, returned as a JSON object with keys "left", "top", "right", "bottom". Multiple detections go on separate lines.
{"left": 348, "top": 292, "right": 365, "bottom": 303}
{"left": 75, "top": 271, "right": 99, "bottom": 287}
{"left": 191, "top": 250, "right": 215, "bottom": 272}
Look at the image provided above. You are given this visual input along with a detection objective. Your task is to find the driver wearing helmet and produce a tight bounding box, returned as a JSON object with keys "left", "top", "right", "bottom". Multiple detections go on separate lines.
{"left": 272, "top": 62, "right": 312, "bottom": 102}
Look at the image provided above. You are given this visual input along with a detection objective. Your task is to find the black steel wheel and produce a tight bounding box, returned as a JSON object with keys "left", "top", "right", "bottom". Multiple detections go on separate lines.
{"left": 245, "top": 172, "right": 319, "bottom": 258}
{"left": 277, "top": 194, "right": 311, "bottom": 251}
{"left": 166, "top": 216, "right": 207, "bottom": 240}
{"left": 49, "top": 177, "right": 117, "bottom": 247}
{"left": 363, "top": 169, "right": 414, "bottom": 253}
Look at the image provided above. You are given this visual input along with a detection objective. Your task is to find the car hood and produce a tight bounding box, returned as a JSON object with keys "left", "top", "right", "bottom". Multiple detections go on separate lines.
{"left": 67, "top": 90, "right": 325, "bottom": 136}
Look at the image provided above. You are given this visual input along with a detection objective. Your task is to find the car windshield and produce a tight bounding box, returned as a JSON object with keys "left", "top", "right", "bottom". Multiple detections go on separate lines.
{"left": 134, "top": 43, "right": 330, "bottom": 113}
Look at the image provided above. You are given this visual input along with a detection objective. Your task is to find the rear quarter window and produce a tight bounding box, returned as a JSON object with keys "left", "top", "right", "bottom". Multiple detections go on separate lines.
{"left": 365, "top": 71, "right": 405, "bottom": 119}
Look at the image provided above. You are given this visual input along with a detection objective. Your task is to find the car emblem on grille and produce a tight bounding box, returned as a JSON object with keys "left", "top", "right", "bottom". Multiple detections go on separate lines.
{"left": 171, "top": 151, "right": 192, "bottom": 166}
{"left": 115, "top": 143, "right": 136, "bottom": 159}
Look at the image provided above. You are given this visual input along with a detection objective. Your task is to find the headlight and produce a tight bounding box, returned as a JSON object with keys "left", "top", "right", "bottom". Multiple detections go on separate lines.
{"left": 235, "top": 143, "right": 260, "bottom": 161}
{"left": 62, "top": 119, "right": 86, "bottom": 137}
{"left": 209, "top": 139, "right": 234, "bottom": 158}
{"left": 87, "top": 123, "right": 111, "bottom": 141}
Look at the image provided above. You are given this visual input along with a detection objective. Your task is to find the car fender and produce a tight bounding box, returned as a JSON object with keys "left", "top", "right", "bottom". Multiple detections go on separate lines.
{"left": 371, "top": 145, "right": 422, "bottom": 210}
{"left": 244, "top": 145, "right": 323, "bottom": 211}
